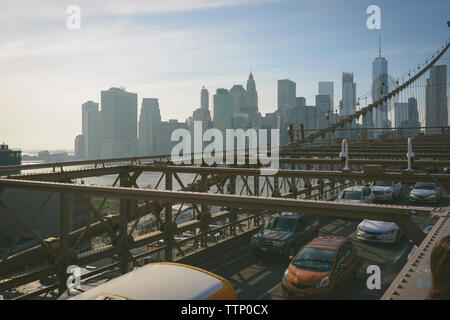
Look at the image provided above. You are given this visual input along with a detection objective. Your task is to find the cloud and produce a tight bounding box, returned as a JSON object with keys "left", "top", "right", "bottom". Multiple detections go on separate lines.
{"left": 0, "top": 0, "right": 274, "bottom": 24}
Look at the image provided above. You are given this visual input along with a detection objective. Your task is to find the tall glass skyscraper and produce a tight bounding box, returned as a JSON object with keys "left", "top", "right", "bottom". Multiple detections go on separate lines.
{"left": 201, "top": 86, "right": 209, "bottom": 111}
{"left": 100, "top": 87, "right": 138, "bottom": 158}
{"left": 341, "top": 72, "right": 356, "bottom": 117}
{"left": 372, "top": 55, "right": 389, "bottom": 131}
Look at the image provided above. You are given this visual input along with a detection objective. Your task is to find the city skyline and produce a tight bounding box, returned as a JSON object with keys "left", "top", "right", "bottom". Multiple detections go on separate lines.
{"left": 1, "top": 0, "right": 450, "bottom": 150}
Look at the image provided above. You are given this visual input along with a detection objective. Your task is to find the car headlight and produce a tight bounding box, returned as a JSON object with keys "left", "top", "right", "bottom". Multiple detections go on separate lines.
{"left": 283, "top": 269, "right": 290, "bottom": 283}
{"left": 357, "top": 225, "right": 363, "bottom": 232}
{"left": 426, "top": 194, "right": 436, "bottom": 199}
{"left": 316, "top": 276, "right": 330, "bottom": 288}
{"left": 274, "top": 241, "right": 287, "bottom": 246}
{"left": 409, "top": 194, "right": 417, "bottom": 198}
{"left": 384, "top": 229, "right": 396, "bottom": 234}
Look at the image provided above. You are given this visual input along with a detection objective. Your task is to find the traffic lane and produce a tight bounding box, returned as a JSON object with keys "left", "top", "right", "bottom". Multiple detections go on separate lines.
{"left": 207, "top": 217, "right": 361, "bottom": 300}
{"left": 373, "top": 184, "right": 450, "bottom": 207}
{"left": 205, "top": 245, "right": 290, "bottom": 300}
{"left": 261, "top": 228, "right": 413, "bottom": 300}
{"left": 205, "top": 208, "right": 430, "bottom": 300}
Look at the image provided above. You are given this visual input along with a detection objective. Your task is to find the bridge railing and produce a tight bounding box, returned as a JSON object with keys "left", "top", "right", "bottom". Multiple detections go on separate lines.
{"left": 0, "top": 173, "right": 353, "bottom": 299}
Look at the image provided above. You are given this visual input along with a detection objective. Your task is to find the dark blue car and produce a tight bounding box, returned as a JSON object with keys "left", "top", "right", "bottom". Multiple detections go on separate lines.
{"left": 250, "top": 212, "right": 320, "bottom": 258}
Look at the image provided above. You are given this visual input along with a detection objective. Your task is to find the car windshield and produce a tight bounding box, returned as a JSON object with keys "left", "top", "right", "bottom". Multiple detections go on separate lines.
{"left": 414, "top": 183, "right": 436, "bottom": 190}
{"left": 373, "top": 181, "right": 393, "bottom": 187}
{"left": 340, "top": 191, "right": 361, "bottom": 200}
{"left": 292, "top": 247, "right": 336, "bottom": 272}
{"left": 265, "top": 217, "right": 296, "bottom": 232}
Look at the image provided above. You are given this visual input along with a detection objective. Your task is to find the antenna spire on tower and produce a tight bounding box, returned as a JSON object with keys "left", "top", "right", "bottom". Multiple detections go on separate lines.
{"left": 379, "top": 32, "right": 382, "bottom": 58}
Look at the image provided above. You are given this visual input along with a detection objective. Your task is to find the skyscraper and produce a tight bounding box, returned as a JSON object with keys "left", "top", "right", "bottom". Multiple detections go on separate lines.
{"left": 245, "top": 72, "right": 258, "bottom": 111}
{"left": 229, "top": 85, "right": 246, "bottom": 114}
{"left": 426, "top": 65, "right": 448, "bottom": 134}
{"left": 74, "top": 135, "right": 84, "bottom": 159}
{"left": 86, "top": 109, "right": 101, "bottom": 159}
{"left": 201, "top": 86, "right": 209, "bottom": 111}
{"left": 394, "top": 102, "right": 409, "bottom": 128}
{"left": 157, "top": 119, "right": 188, "bottom": 155}
{"left": 82, "top": 101, "right": 98, "bottom": 137}
{"left": 296, "top": 97, "right": 306, "bottom": 109}
{"left": 341, "top": 72, "right": 356, "bottom": 117}
{"left": 408, "top": 97, "right": 419, "bottom": 123}
{"left": 277, "top": 79, "right": 296, "bottom": 117}
{"left": 138, "top": 98, "right": 161, "bottom": 156}
{"left": 372, "top": 54, "right": 389, "bottom": 130}
{"left": 213, "top": 88, "right": 234, "bottom": 136}
{"left": 319, "top": 82, "right": 334, "bottom": 108}
{"left": 396, "top": 98, "right": 420, "bottom": 136}
{"left": 100, "top": 87, "right": 138, "bottom": 158}
{"left": 315, "top": 94, "right": 332, "bottom": 129}
{"left": 81, "top": 100, "right": 99, "bottom": 159}
{"left": 226, "top": 72, "right": 260, "bottom": 129}
{"left": 278, "top": 79, "right": 296, "bottom": 144}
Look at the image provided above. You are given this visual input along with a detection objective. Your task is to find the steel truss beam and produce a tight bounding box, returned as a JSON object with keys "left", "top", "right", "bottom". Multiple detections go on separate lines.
{"left": 0, "top": 178, "right": 435, "bottom": 244}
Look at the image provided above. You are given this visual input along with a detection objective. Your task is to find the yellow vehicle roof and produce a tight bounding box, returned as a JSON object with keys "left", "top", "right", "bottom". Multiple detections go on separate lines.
{"left": 69, "top": 262, "right": 235, "bottom": 300}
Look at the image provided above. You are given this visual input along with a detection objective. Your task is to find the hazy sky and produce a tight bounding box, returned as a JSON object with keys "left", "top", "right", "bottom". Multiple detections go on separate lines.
{"left": 1, "top": 0, "right": 449, "bottom": 151}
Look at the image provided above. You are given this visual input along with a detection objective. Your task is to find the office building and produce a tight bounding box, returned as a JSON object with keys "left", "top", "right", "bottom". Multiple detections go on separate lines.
{"left": 229, "top": 85, "right": 247, "bottom": 115}
{"left": 372, "top": 52, "right": 389, "bottom": 130}
{"left": 278, "top": 79, "right": 296, "bottom": 118}
{"left": 341, "top": 72, "right": 356, "bottom": 117}
{"left": 138, "top": 98, "right": 161, "bottom": 156}
{"left": 296, "top": 97, "right": 306, "bottom": 109}
{"left": 201, "top": 86, "right": 209, "bottom": 111}
{"left": 319, "top": 81, "right": 334, "bottom": 108}
{"left": 0, "top": 143, "right": 21, "bottom": 175}
{"left": 100, "top": 87, "right": 138, "bottom": 158}
{"left": 212, "top": 88, "right": 234, "bottom": 135}
{"left": 74, "top": 135, "right": 85, "bottom": 159}
{"left": 157, "top": 119, "right": 188, "bottom": 155}
{"left": 316, "top": 94, "right": 332, "bottom": 130}
{"left": 394, "top": 102, "right": 409, "bottom": 128}
{"left": 425, "top": 65, "right": 448, "bottom": 134}
{"left": 81, "top": 101, "right": 99, "bottom": 159}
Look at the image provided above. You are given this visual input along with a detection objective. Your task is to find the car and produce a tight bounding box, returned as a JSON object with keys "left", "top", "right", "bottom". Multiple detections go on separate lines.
{"left": 370, "top": 181, "right": 402, "bottom": 202}
{"left": 281, "top": 236, "right": 360, "bottom": 299}
{"left": 443, "top": 167, "right": 450, "bottom": 174}
{"left": 407, "top": 225, "right": 434, "bottom": 260}
{"left": 250, "top": 212, "right": 320, "bottom": 258}
{"left": 408, "top": 182, "right": 442, "bottom": 204}
{"left": 65, "top": 262, "right": 236, "bottom": 300}
{"left": 357, "top": 219, "right": 401, "bottom": 243}
{"left": 335, "top": 186, "right": 374, "bottom": 204}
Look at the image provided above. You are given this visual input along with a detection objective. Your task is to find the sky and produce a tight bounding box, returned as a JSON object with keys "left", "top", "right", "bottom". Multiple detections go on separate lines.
{"left": 0, "top": 0, "right": 449, "bottom": 151}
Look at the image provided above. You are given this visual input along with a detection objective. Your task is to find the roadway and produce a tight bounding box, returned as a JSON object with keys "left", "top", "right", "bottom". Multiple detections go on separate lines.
{"left": 203, "top": 187, "right": 449, "bottom": 300}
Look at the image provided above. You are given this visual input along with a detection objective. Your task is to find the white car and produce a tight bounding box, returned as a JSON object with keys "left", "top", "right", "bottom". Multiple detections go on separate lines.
{"left": 335, "top": 186, "right": 374, "bottom": 204}
{"left": 370, "top": 181, "right": 402, "bottom": 202}
{"left": 409, "top": 182, "right": 442, "bottom": 204}
{"left": 357, "top": 219, "right": 401, "bottom": 243}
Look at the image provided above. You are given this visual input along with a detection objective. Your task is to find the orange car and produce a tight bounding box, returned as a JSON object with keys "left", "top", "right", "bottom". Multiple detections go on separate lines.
{"left": 281, "top": 236, "right": 359, "bottom": 299}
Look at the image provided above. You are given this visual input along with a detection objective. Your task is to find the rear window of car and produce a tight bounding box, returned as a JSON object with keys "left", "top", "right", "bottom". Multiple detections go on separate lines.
{"left": 292, "top": 247, "right": 336, "bottom": 272}
{"left": 372, "top": 181, "right": 393, "bottom": 187}
{"left": 340, "top": 191, "right": 361, "bottom": 200}
{"left": 265, "top": 217, "right": 296, "bottom": 233}
{"left": 413, "top": 182, "right": 437, "bottom": 190}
